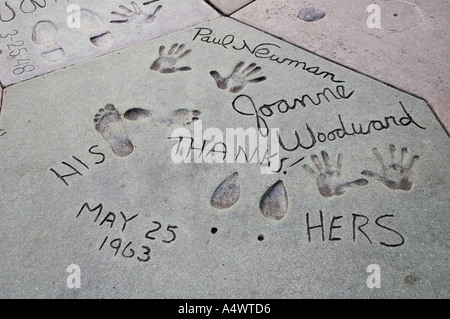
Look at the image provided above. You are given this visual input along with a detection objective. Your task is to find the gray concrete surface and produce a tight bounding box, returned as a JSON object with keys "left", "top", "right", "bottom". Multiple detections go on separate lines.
{"left": 0, "top": 16, "right": 448, "bottom": 298}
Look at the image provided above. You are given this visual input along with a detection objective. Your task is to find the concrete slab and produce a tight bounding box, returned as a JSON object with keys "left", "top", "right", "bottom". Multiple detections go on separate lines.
{"left": 232, "top": 0, "right": 450, "bottom": 133}
{"left": 0, "top": 16, "right": 449, "bottom": 298}
{"left": 0, "top": 0, "right": 219, "bottom": 87}
{"left": 206, "top": 0, "right": 255, "bottom": 15}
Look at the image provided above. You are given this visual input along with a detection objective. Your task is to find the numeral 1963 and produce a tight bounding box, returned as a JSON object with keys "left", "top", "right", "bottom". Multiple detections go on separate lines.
{"left": 98, "top": 221, "right": 178, "bottom": 262}
{"left": 99, "top": 236, "right": 152, "bottom": 262}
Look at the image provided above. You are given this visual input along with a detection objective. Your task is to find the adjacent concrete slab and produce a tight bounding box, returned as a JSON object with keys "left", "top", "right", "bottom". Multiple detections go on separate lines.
{"left": 0, "top": 16, "right": 449, "bottom": 298}
{"left": 0, "top": 0, "right": 219, "bottom": 87}
{"left": 232, "top": 0, "right": 450, "bottom": 133}
{"left": 206, "top": 0, "right": 256, "bottom": 15}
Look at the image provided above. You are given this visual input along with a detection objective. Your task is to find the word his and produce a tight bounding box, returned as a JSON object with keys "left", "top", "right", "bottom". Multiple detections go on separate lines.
{"left": 49, "top": 145, "right": 105, "bottom": 186}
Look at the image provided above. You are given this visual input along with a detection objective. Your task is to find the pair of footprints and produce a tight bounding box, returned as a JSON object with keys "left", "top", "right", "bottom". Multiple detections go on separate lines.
{"left": 150, "top": 43, "right": 267, "bottom": 93}
{"left": 32, "top": 9, "right": 114, "bottom": 62}
{"left": 32, "top": 3, "right": 162, "bottom": 62}
{"left": 94, "top": 104, "right": 201, "bottom": 157}
{"left": 211, "top": 147, "right": 419, "bottom": 221}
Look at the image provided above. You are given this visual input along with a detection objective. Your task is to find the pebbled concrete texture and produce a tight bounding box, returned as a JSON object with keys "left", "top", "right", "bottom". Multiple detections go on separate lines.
{"left": 0, "top": 15, "right": 449, "bottom": 299}
{"left": 232, "top": 0, "right": 450, "bottom": 134}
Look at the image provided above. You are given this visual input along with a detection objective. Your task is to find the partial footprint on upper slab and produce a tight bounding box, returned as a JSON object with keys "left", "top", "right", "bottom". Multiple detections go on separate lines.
{"left": 94, "top": 104, "right": 133, "bottom": 157}
{"left": 32, "top": 20, "right": 65, "bottom": 62}
{"left": 211, "top": 172, "right": 240, "bottom": 210}
{"left": 260, "top": 180, "right": 288, "bottom": 221}
{"left": 78, "top": 9, "right": 114, "bottom": 48}
{"left": 124, "top": 107, "right": 200, "bottom": 127}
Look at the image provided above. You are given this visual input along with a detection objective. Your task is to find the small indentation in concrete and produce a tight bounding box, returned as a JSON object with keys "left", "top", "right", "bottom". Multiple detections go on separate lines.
{"left": 260, "top": 180, "right": 288, "bottom": 221}
{"left": 404, "top": 273, "right": 420, "bottom": 285}
{"left": 298, "top": 7, "right": 326, "bottom": 22}
{"left": 211, "top": 172, "right": 240, "bottom": 209}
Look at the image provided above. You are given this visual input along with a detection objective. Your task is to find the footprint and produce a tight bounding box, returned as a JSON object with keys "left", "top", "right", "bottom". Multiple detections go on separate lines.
{"left": 123, "top": 108, "right": 154, "bottom": 121}
{"left": 124, "top": 107, "right": 201, "bottom": 127}
{"left": 164, "top": 109, "right": 201, "bottom": 127}
{"left": 32, "top": 20, "right": 65, "bottom": 62}
{"left": 211, "top": 172, "right": 240, "bottom": 210}
{"left": 78, "top": 9, "right": 114, "bottom": 48}
{"left": 94, "top": 104, "right": 133, "bottom": 157}
{"left": 260, "top": 180, "right": 288, "bottom": 221}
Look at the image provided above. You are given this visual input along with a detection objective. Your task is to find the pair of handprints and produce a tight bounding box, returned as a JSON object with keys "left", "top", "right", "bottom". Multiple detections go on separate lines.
{"left": 149, "top": 43, "right": 267, "bottom": 93}
{"left": 303, "top": 145, "right": 420, "bottom": 197}
{"left": 111, "top": 2, "right": 267, "bottom": 92}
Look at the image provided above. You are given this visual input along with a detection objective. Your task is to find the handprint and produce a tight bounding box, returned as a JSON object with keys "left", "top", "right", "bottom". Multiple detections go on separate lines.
{"left": 210, "top": 62, "right": 267, "bottom": 93}
{"left": 361, "top": 145, "right": 419, "bottom": 191}
{"left": 150, "top": 43, "right": 192, "bottom": 74}
{"left": 303, "top": 151, "right": 369, "bottom": 197}
{"left": 110, "top": 2, "right": 162, "bottom": 28}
